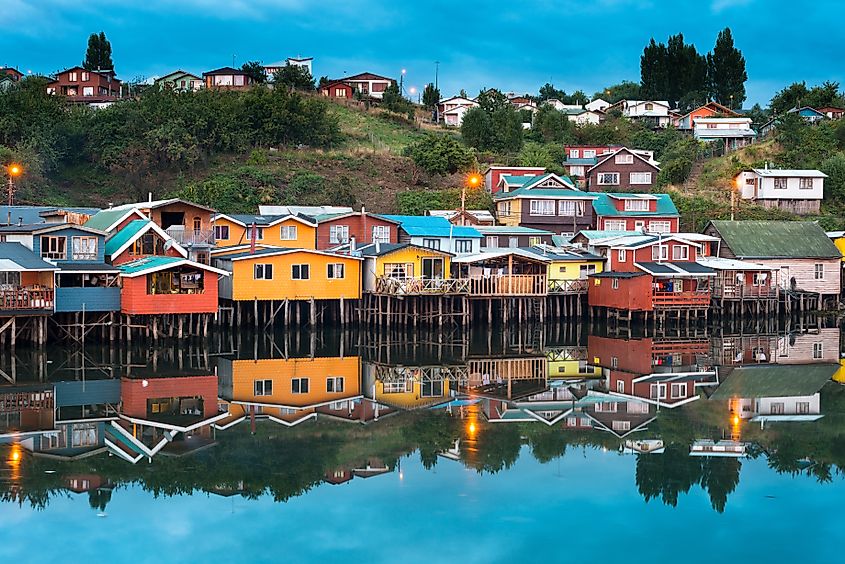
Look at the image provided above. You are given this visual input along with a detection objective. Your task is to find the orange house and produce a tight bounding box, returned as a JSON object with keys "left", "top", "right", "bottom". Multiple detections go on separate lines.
{"left": 676, "top": 101, "right": 739, "bottom": 129}
{"left": 117, "top": 256, "right": 228, "bottom": 315}
{"left": 212, "top": 213, "right": 317, "bottom": 250}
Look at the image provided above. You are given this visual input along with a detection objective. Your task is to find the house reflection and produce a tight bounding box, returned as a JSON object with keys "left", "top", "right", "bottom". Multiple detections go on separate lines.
{"left": 363, "top": 362, "right": 460, "bottom": 410}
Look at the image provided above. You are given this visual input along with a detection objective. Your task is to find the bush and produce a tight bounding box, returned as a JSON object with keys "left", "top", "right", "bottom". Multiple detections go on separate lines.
{"left": 404, "top": 134, "right": 476, "bottom": 176}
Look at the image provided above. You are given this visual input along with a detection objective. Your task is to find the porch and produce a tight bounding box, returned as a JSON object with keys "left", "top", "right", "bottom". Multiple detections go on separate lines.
{"left": 454, "top": 249, "right": 550, "bottom": 298}
{"left": 548, "top": 279, "right": 588, "bottom": 295}
{"left": 0, "top": 286, "right": 55, "bottom": 313}
{"left": 372, "top": 276, "right": 470, "bottom": 296}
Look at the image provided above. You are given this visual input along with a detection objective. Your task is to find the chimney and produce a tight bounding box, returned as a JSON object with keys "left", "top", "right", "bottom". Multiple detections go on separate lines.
{"left": 148, "top": 192, "right": 153, "bottom": 203}
{"left": 350, "top": 236, "right": 356, "bottom": 252}
{"left": 375, "top": 240, "right": 381, "bottom": 254}
{"left": 108, "top": 202, "right": 113, "bottom": 209}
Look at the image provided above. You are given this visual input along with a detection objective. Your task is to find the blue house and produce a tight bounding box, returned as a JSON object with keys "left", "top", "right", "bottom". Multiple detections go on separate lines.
{"left": 787, "top": 106, "right": 826, "bottom": 124}
{"left": 380, "top": 215, "right": 483, "bottom": 255}
{"left": 0, "top": 223, "right": 120, "bottom": 313}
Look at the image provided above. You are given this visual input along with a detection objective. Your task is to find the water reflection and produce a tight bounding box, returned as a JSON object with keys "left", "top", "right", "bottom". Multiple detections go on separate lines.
{"left": 1, "top": 319, "right": 844, "bottom": 515}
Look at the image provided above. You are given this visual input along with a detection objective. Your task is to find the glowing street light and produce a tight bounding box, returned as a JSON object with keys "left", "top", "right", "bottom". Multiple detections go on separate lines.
{"left": 5, "top": 163, "right": 23, "bottom": 208}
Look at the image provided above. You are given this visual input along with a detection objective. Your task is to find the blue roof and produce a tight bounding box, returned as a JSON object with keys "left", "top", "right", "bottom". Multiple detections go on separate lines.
{"left": 116, "top": 256, "right": 185, "bottom": 275}
{"left": 105, "top": 220, "right": 151, "bottom": 257}
{"left": 590, "top": 193, "right": 679, "bottom": 217}
{"left": 576, "top": 230, "right": 642, "bottom": 241}
{"left": 563, "top": 158, "right": 598, "bottom": 166}
{"left": 0, "top": 242, "right": 59, "bottom": 270}
{"left": 380, "top": 215, "right": 482, "bottom": 238}
{"left": 0, "top": 206, "right": 100, "bottom": 226}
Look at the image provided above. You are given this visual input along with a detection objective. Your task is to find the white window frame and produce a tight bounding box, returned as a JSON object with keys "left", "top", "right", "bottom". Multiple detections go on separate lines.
{"left": 422, "top": 238, "right": 441, "bottom": 250}
{"left": 455, "top": 239, "right": 472, "bottom": 253}
{"left": 813, "top": 342, "right": 823, "bottom": 359}
{"left": 670, "top": 383, "right": 688, "bottom": 399}
{"left": 246, "top": 226, "right": 264, "bottom": 241}
{"left": 615, "top": 153, "right": 634, "bottom": 164}
{"left": 558, "top": 200, "right": 583, "bottom": 216}
{"left": 648, "top": 221, "right": 672, "bottom": 233}
{"left": 329, "top": 224, "right": 349, "bottom": 243}
{"left": 629, "top": 172, "right": 652, "bottom": 185}
{"left": 617, "top": 249, "right": 627, "bottom": 262}
{"left": 652, "top": 245, "right": 669, "bottom": 261}
{"left": 214, "top": 225, "right": 230, "bottom": 240}
{"left": 672, "top": 245, "right": 689, "bottom": 261}
{"left": 372, "top": 225, "right": 390, "bottom": 243}
{"left": 327, "top": 377, "right": 345, "bottom": 393}
{"left": 254, "top": 263, "right": 274, "bottom": 280}
{"left": 650, "top": 383, "right": 667, "bottom": 400}
{"left": 597, "top": 172, "right": 620, "bottom": 185}
{"left": 814, "top": 263, "right": 824, "bottom": 280}
{"left": 623, "top": 198, "right": 650, "bottom": 211}
{"left": 529, "top": 200, "right": 556, "bottom": 216}
{"left": 291, "top": 378, "right": 309, "bottom": 394}
{"left": 280, "top": 225, "right": 298, "bottom": 241}
{"left": 71, "top": 236, "right": 98, "bottom": 260}
{"left": 254, "top": 379, "right": 273, "bottom": 396}
{"left": 485, "top": 236, "right": 499, "bottom": 249}
{"left": 583, "top": 149, "right": 596, "bottom": 158}
{"left": 612, "top": 277, "right": 619, "bottom": 290}
{"left": 603, "top": 219, "right": 627, "bottom": 231}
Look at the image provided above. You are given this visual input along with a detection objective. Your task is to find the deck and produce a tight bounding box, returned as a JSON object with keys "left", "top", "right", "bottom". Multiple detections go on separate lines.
{"left": 548, "top": 279, "right": 588, "bottom": 295}
{"left": 373, "top": 277, "right": 470, "bottom": 296}
{"left": 466, "top": 274, "right": 547, "bottom": 297}
{"left": 372, "top": 274, "right": 549, "bottom": 297}
{"left": 164, "top": 226, "right": 215, "bottom": 246}
{"left": 0, "top": 287, "right": 55, "bottom": 314}
{"left": 712, "top": 284, "right": 779, "bottom": 300}
{"left": 652, "top": 291, "right": 710, "bottom": 309}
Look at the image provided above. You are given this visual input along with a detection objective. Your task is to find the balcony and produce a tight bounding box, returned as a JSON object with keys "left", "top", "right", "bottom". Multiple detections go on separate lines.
{"left": 652, "top": 290, "right": 710, "bottom": 309}
{"left": 373, "top": 277, "right": 470, "bottom": 296}
{"left": 467, "top": 274, "right": 547, "bottom": 297}
{"left": 548, "top": 279, "right": 588, "bottom": 295}
{"left": 165, "top": 226, "right": 215, "bottom": 246}
{"left": 712, "top": 283, "right": 779, "bottom": 300}
{"left": 0, "top": 287, "right": 55, "bottom": 313}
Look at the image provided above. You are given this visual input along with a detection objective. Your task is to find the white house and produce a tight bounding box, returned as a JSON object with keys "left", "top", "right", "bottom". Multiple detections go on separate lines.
{"left": 737, "top": 168, "right": 827, "bottom": 215}
{"left": 438, "top": 96, "right": 479, "bottom": 126}
{"left": 585, "top": 98, "right": 611, "bottom": 112}
{"left": 264, "top": 57, "right": 313, "bottom": 77}
{"left": 563, "top": 108, "right": 602, "bottom": 125}
{"left": 694, "top": 117, "right": 756, "bottom": 151}
{"left": 332, "top": 72, "right": 395, "bottom": 99}
{"left": 544, "top": 99, "right": 583, "bottom": 112}
{"left": 609, "top": 100, "right": 672, "bottom": 128}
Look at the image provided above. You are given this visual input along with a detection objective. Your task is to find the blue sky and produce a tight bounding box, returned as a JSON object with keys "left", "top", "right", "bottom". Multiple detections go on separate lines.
{"left": 0, "top": 0, "right": 843, "bottom": 106}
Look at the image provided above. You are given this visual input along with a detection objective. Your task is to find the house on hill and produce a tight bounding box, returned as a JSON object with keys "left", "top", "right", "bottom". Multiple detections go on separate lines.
{"left": 607, "top": 100, "right": 672, "bottom": 128}
{"left": 736, "top": 168, "right": 826, "bottom": 215}
{"left": 155, "top": 70, "right": 203, "bottom": 92}
{"left": 379, "top": 215, "right": 482, "bottom": 255}
{"left": 203, "top": 67, "right": 253, "bottom": 91}
{"left": 494, "top": 173, "right": 596, "bottom": 237}
{"left": 438, "top": 96, "right": 479, "bottom": 126}
{"left": 46, "top": 66, "right": 121, "bottom": 107}
{"left": 675, "top": 101, "right": 739, "bottom": 129}
{"left": 590, "top": 193, "right": 679, "bottom": 233}
{"left": 703, "top": 220, "right": 841, "bottom": 303}
{"left": 585, "top": 147, "right": 661, "bottom": 192}
{"left": 483, "top": 165, "right": 546, "bottom": 194}
{"left": 693, "top": 117, "right": 756, "bottom": 151}
{"left": 329, "top": 72, "right": 395, "bottom": 100}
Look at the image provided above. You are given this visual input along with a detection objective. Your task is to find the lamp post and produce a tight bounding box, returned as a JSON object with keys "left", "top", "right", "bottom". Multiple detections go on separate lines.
{"left": 461, "top": 173, "right": 482, "bottom": 225}
{"left": 6, "top": 163, "right": 22, "bottom": 208}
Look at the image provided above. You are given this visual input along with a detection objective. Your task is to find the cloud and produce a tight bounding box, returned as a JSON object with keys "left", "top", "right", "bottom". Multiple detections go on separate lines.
{"left": 711, "top": 0, "right": 754, "bottom": 13}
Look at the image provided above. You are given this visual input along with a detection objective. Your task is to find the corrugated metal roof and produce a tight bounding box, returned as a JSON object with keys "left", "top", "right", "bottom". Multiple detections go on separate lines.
{"left": 590, "top": 193, "right": 679, "bottom": 217}
{"left": 0, "top": 242, "right": 59, "bottom": 271}
{"left": 0, "top": 205, "right": 100, "bottom": 225}
{"left": 711, "top": 364, "right": 836, "bottom": 400}
{"left": 710, "top": 220, "right": 841, "bottom": 259}
{"left": 475, "top": 226, "right": 552, "bottom": 235}
{"left": 105, "top": 220, "right": 151, "bottom": 257}
{"left": 750, "top": 169, "right": 827, "bottom": 178}
{"left": 380, "top": 215, "right": 482, "bottom": 238}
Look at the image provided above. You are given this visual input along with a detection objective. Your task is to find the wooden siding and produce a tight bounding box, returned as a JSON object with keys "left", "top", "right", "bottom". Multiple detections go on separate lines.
{"left": 224, "top": 252, "right": 361, "bottom": 301}
{"left": 363, "top": 247, "right": 452, "bottom": 292}
{"left": 214, "top": 217, "right": 316, "bottom": 249}
{"left": 120, "top": 375, "right": 218, "bottom": 419}
{"left": 588, "top": 275, "right": 654, "bottom": 311}
{"left": 120, "top": 273, "right": 219, "bottom": 315}
{"left": 55, "top": 287, "right": 121, "bottom": 313}
{"left": 315, "top": 215, "right": 398, "bottom": 250}
{"left": 776, "top": 329, "right": 839, "bottom": 364}
{"left": 587, "top": 153, "right": 659, "bottom": 192}
{"left": 518, "top": 202, "right": 594, "bottom": 235}
{"left": 479, "top": 233, "right": 554, "bottom": 249}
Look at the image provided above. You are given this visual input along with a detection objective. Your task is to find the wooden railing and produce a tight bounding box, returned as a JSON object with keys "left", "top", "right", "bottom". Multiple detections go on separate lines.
{"left": 712, "top": 283, "right": 779, "bottom": 299}
{"left": 548, "top": 279, "right": 588, "bottom": 295}
{"left": 0, "top": 287, "right": 55, "bottom": 311}
{"left": 373, "top": 277, "right": 470, "bottom": 296}
{"left": 652, "top": 291, "right": 710, "bottom": 308}
{"left": 165, "top": 226, "right": 215, "bottom": 246}
{"left": 467, "top": 274, "right": 547, "bottom": 297}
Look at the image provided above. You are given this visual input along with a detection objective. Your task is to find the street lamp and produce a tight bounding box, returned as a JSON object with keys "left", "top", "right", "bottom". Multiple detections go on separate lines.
{"left": 5, "top": 163, "right": 22, "bottom": 208}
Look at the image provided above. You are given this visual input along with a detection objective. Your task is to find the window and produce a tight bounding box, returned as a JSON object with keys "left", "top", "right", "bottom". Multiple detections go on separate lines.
{"left": 652, "top": 245, "right": 669, "bottom": 261}
{"left": 799, "top": 178, "right": 813, "bottom": 190}
{"left": 292, "top": 264, "right": 310, "bottom": 280}
{"left": 615, "top": 153, "right": 634, "bottom": 164}
{"left": 597, "top": 172, "right": 620, "bottom": 185}
{"left": 797, "top": 402, "right": 811, "bottom": 414}
{"left": 529, "top": 200, "right": 556, "bottom": 216}
{"left": 327, "top": 377, "right": 345, "bottom": 393}
{"left": 422, "top": 238, "right": 441, "bottom": 250}
{"left": 611, "top": 356, "right": 619, "bottom": 368}
{"left": 648, "top": 221, "right": 672, "bottom": 233}
{"left": 327, "top": 263, "right": 345, "bottom": 279}
{"left": 604, "top": 219, "right": 627, "bottom": 231}
{"left": 291, "top": 378, "right": 309, "bottom": 394}
{"left": 486, "top": 236, "right": 499, "bottom": 249}
{"left": 147, "top": 269, "right": 204, "bottom": 295}
{"left": 616, "top": 380, "right": 624, "bottom": 393}
{"left": 612, "top": 420, "right": 631, "bottom": 432}
{"left": 329, "top": 225, "right": 349, "bottom": 243}
{"left": 559, "top": 200, "right": 584, "bottom": 216}
{"left": 753, "top": 272, "right": 768, "bottom": 286}
{"left": 774, "top": 177, "right": 787, "bottom": 189}
{"left": 214, "top": 225, "right": 230, "bottom": 240}
{"left": 629, "top": 172, "right": 652, "bottom": 185}
{"left": 69, "top": 72, "right": 77, "bottom": 81}
{"left": 650, "top": 383, "right": 667, "bottom": 400}
{"left": 82, "top": 86, "right": 94, "bottom": 96}
{"left": 813, "top": 342, "right": 823, "bottom": 359}
{"left": 644, "top": 103, "right": 653, "bottom": 110}
{"left": 528, "top": 236, "right": 542, "bottom": 246}
{"left": 372, "top": 225, "right": 390, "bottom": 243}
{"left": 254, "top": 264, "right": 273, "bottom": 280}
{"left": 770, "top": 402, "right": 785, "bottom": 415}
{"left": 254, "top": 380, "right": 273, "bottom": 396}
{"left": 40, "top": 236, "right": 67, "bottom": 260}
{"left": 623, "top": 198, "right": 650, "bottom": 211}
{"left": 71, "top": 236, "right": 98, "bottom": 260}
{"left": 508, "top": 237, "right": 519, "bottom": 248}
{"left": 497, "top": 201, "right": 512, "bottom": 217}
{"left": 280, "top": 225, "right": 298, "bottom": 240}
{"left": 132, "top": 232, "right": 164, "bottom": 256}
{"left": 617, "top": 249, "right": 627, "bottom": 262}
{"left": 569, "top": 149, "right": 579, "bottom": 158}
{"left": 455, "top": 239, "right": 472, "bottom": 253}
{"left": 612, "top": 277, "right": 619, "bottom": 289}
{"left": 670, "top": 383, "right": 688, "bottom": 399}
{"left": 0, "top": 271, "right": 21, "bottom": 286}
{"left": 421, "top": 380, "right": 444, "bottom": 397}
{"left": 706, "top": 122, "right": 718, "bottom": 129}
{"left": 71, "top": 423, "right": 97, "bottom": 447}
{"left": 583, "top": 149, "right": 596, "bottom": 158}
{"left": 814, "top": 263, "right": 824, "bottom": 280}
{"left": 246, "top": 226, "right": 264, "bottom": 240}
{"left": 672, "top": 246, "right": 689, "bottom": 260}
{"left": 81, "top": 72, "right": 90, "bottom": 81}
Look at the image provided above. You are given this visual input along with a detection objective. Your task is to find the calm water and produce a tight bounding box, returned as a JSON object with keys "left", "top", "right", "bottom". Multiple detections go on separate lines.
{"left": 2, "top": 321, "right": 845, "bottom": 562}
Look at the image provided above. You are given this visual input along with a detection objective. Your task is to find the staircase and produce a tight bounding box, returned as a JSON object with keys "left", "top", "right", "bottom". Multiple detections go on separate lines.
{"left": 683, "top": 160, "right": 706, "bottom": 192}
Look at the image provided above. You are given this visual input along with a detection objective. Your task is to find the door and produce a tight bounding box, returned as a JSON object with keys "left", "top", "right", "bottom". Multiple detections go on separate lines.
{"left": 634, "top": 220, "right": 645, "bottom": 231}
{"left": 421, "top": 257, "right": 444, "bottom": 279}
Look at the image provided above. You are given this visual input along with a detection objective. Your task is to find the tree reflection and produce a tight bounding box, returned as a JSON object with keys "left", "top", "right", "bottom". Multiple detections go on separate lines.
{"left": 462, "top": 424, "right": 521, "bottom": 474}
{"left": 699, "top": 457, "right": 741, "bottom": 513}
{"left": 635, "top": 444, "right": 701, "bottom": 507}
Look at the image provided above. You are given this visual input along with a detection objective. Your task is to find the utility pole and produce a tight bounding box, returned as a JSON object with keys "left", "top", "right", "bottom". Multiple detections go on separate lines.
{"left": 434, "top": 61, "right": 439, "bottom": 91}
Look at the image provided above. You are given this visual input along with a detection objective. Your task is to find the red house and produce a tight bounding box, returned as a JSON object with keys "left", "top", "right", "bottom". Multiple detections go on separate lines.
{"left": 675, "top": 101, "right": 739, "bottom": 129}
{"left": 588, "top": 234, "right": 715, "bottom": 312}
{"left": 315, "top": 211, "right": 401, "bottom": 249}
{"left": 320, "top": 81, "right": 355, "bottom": 99}
{"left": 46, "top": 66, "right": 121, "bottom": 104}
{"left": 591, "top": 193, "right": 679, "bottom": 233}
{"left": 586, "top": 148, "right": 661, "bottom": 192}
{"left": 483, "top": 165, "right": 546, "bottom": 194}
{"left": 120, "top": 374, "right": 221, "bottom": 429}
{"left": 116, "top": 256, "right": 227, "bottom": 315}
{"left": 203, "top": 67, "right": 253, "bottom": 91}
{"left": 105, "top": 219, "right": 187, "bottom": 266}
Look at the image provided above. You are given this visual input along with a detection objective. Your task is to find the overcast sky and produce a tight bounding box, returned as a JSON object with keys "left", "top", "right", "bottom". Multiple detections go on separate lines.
{"left": 1, "top": 0, "right": 842, "bottom": 106}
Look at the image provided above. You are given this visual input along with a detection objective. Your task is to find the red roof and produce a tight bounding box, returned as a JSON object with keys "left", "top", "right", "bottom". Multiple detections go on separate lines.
{"left": 338, "top": 72, "right": 394, "bottom": 82}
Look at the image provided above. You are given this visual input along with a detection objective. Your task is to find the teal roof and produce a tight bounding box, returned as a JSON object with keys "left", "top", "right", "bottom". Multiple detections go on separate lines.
{"left": 590, "top": 193, "right": 679, "bottom": 217}
{"left": 500, "top": 175, "right": 532, "bottom": 186}
{"left": 84, "top": 209, "right": 132, "bottom": 232}
{"left": 117, "top": 256, "right": 184, "bottom": 275}
{"left": 380, "top": 215, "right": 482, "bottom": 238}
{"left": 105, "top": 220, "right": 151, "bottom": 257}
{"left": 576, "top": 230, "right": 641, "bottom": 241}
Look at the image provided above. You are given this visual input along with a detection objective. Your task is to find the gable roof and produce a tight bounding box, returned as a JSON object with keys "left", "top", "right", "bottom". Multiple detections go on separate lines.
{"left": 313, "top": 211, "right": 401, "bottom": 225}
{"left": 679, "top": 101, "right": 739, "bottom": 120}
{"left": 356, "top": 242, "right": 454, "bottom": 258}
{"left": 217, "top": 248, "right": 363, "bottom": 262}
{"left": 707, "top": 220, "right": 841, "bottom": 259}
{"left": 340, "top": 72, "right": 394, "bottom": 82}
{"left": 710, "top": 364, "right": 836, "bottom": 400}
{"left": 591, "top": 193, "right": 679, "bottom": 217}
{"left": 110, "top": 198, "right": 216, "bottom": 213}
{"left": 84, "top": 208, "right": 147, "bottom": 233}
{"left": 749, "top": 169, "right": 827, "bottom": 178}
{"left": 105, "top": 220, "right": 188, "bottom": 259}
{"left": 588, "top": 147, "right": 661, "bottom": 173}
{"left": 213, "top": 213, "right": 317, "bottom": 228}
{"left": 156, "top": 70, "right": 202, "bottom": 82}
{"left": 0, "top": 242, "right": 59, "bottom": 271}
{"left": 203, "top": 66, "right": 248, "bottom": 76}
{"left": 379, "top": 215, "right": 482, "bottom": 238}
{"left": 117, "top": 256, "right": 228, "bottom": 277}
{"left": 788, "top": 106, "right": 825, "bottom": 117}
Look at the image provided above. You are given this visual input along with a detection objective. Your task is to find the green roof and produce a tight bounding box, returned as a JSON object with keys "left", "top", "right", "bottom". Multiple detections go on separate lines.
{"left": 710, "top": 364, "right": 837, "bottom": 400}
{"left": 84, "top": 209, "right": 131, "bottom": 232}
{"left": 105, "top": 219, "right": 151, "bottom": 257}
{"left": 590, "top": 193, "right": 679, "bottom": 217}
{"left": 710, "top": 220, "right": 841, "bottom": 259}
{"left": 116, "top": 256, "right": 184, "bottom": 275}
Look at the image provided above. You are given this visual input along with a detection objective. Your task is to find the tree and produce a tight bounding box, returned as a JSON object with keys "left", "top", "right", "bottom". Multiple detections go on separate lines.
{"left": 272, "top": 64, "right": 315, "bottom": 91}
{"left": 596, "top": 81, "right": 641, "bottom": 103}
{"left": 538, "top": 82, "right": 566, "bottom": 101}
{"left": 770, "top": 82, "right": 810, "bottom": 115}
{"left": 422, "top": 83, "right": 440, "bottom": 110}
{"left": 381, "top": 82, "right": 412, "bottom": 114}
{"left": 820, "top": 153, "right": 845, "bottom": 202}
{"left": 241, "top": 61, "right": 266, "bottom": 84}
{"left": 640, "top": 33, "right": 707, "bottom": 107}
{"left": 707, "top": 27, "right": 747, "bottom": 108}
{"left": 530, "top": 104, "right": 574, "bottom": 144}
{"left": 517, "top": 142, "right": 555, "bottom": 169}
{"left": 640, "top": 38, "right": 669, "bottom": 100}
{"left": 458, "top": 88, "right": 468, "bottom": 99}
{"left": 82, "top": 32, "right": 113, "bottom": 71}
{"left": 460, "top": 107, "right": 493, "bottom": 150}
{"left": 476, "top": 88, "right": 509, "bottom": 112}
{"left": 772, "top": 81, "right": 845, "bottom": 115}
{"left": 404, "top": 133, "right": 476, "bottom": 176}
{"left": 490, "top": 107, "right": 524, "bottom": 153}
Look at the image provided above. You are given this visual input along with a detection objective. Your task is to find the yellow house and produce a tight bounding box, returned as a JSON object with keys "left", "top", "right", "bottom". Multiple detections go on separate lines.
{"left": 219, "top": 356, "right": 362, "bottom": 410}
{"left": 528, "top": 247, "right": 605, "bottom": 281}
{"left": 213, "top": 213, "right": 317, "bottom": 249}
{"left": 215, "top": 248, "right": 362, "bottom": 301}
{"left": 209, "top": 243, "right": 284, "bottom": 258}
{"left": 827, "top": 231, "right": 845, "bottom": 263}
{"left": 363, "top": 364, "right": 453, "bottom": 409}
{"left": 357, "top": 242, "right": 454, "bottom": 292}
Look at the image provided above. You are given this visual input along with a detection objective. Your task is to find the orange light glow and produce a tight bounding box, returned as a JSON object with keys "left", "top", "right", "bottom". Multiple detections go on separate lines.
{"left": 8, "top": 164, "right": 22, "bottom": 177}
{"left": 468, "top": 422, "right": 476, "bottom": 435}
{"left": 467, "top": 174, "right": 481, "bottom": 188}
{"left": 732, "top": 415, "right": 740, "bottom": 426}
